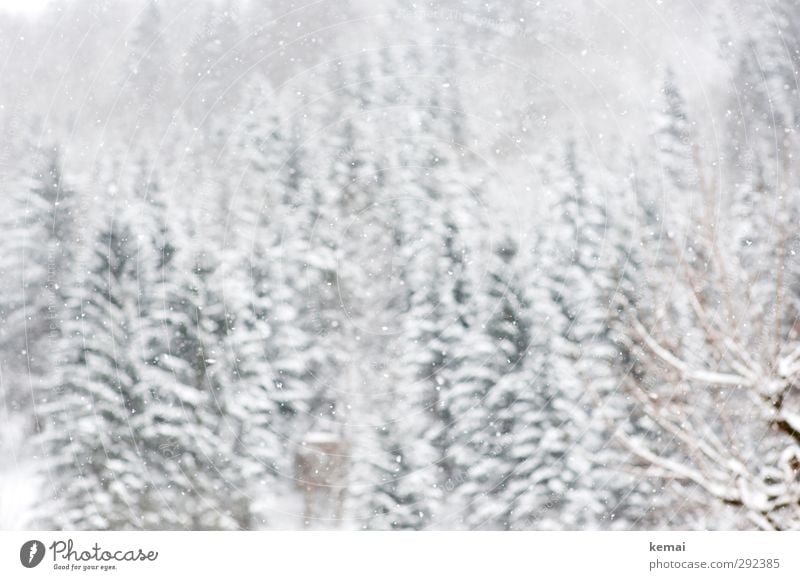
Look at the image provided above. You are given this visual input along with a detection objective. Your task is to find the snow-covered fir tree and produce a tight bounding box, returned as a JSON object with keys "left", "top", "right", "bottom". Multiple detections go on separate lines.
{"left": 0, "top": 145, "right": 75, "bottom": 374}
{"left": 38, "top": 201, "right": 145, "bottom": 529}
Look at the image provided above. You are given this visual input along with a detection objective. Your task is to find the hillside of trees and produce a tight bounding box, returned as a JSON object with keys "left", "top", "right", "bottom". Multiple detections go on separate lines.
{"left": 1, "top": 0, "right": 800, "bottom": 530}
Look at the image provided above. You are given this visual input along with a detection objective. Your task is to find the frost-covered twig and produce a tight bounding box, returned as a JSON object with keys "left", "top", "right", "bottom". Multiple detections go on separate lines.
{"left": 632, "top": 320, "right": 750, "bottom": 387}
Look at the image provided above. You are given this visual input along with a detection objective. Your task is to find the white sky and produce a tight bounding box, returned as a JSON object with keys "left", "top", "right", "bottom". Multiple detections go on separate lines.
{"left": 0, "top": 0, "right": 51, "bottom": 15}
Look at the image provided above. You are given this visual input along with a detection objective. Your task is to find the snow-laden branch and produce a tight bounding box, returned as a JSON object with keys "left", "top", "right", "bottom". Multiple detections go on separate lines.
{"left": 615, "top": 431, "right": 741, "bottom": 505}
{"left": 632, "top": 320, "right": 752, "bottom": 387}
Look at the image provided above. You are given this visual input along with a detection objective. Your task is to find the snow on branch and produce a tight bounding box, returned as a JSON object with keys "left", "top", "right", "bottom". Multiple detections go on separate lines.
{"left": 632, "top": 320, "right": 751, "bottom": 387}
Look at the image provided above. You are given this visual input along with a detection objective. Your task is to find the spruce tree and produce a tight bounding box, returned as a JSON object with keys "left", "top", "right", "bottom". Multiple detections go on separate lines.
{"left": 38, "top": 203, "right": 145, "bottom": 529}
